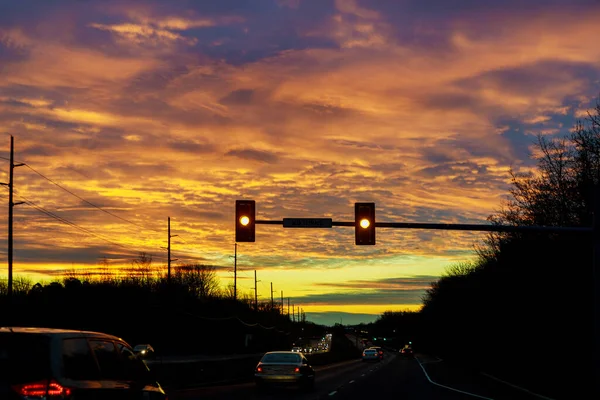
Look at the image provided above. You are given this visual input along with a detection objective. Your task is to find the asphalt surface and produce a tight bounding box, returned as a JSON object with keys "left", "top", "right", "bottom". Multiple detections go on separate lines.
{"left": 167, "top": 352, "right": 555, "bottom": 400}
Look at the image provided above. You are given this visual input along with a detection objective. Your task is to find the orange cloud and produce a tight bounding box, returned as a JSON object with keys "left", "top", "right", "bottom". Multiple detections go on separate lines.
{"left": 0, "top": 1, "right": 599, "bottom": 316}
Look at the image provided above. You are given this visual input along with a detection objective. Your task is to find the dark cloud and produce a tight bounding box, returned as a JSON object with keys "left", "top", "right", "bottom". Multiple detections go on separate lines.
{"left": 302, "top": 103, "right": 355, "bottom": 118}
{"left": 10, "top": 245, "right": 143, "bottom": 264}
{"left": 457, "top": 60, "right": 600, "bottom": 100}
{"left": 306, "top": 311, "right": 379, "bottom": 326}
{"left": 219, "top": 89, "right": 255, "bottom": 105}
{"left": 360, "top": 0, "right": 598, "bottom": 22}
{"left": 330, "top": 139, "right": 397, "bottom": 151}
{"left": 225, "top": 148, "right": 279, "bottom": 164}
{"left": 167, "top": 140, "right": 216, "bottom": 154}
{"left": 292, "top": 289, "right": 425, "bottom": 306}
{"left": 313, "top": 275, "right": 437, "bottom": 290}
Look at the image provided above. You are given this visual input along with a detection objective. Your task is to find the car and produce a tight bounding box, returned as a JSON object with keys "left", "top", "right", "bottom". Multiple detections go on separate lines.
{"left": 291, "top": 346, "right": 302, "bottom": 353}
{"left": 133, "top": 343, "right": 155, "bottom": 358}
{"left": 369, "top": 346, "right": 384, "bottom": 359}
{"left": 362, "top": 348, "right": 381, "bottom": 362}
{"left": 0, "top": 327, "right": 167, "bottom": 400}
{"left": 254, "top": 351, "right": 315, "bottom": 391}
{"left": 400, "top": 346, "right": 414, "bottom": 357}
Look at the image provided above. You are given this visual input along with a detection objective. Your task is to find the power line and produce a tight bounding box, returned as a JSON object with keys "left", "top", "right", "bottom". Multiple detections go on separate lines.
{"left": 2, "top": 156, "right": 203, "bottom": 254}
{"left": 22, "top": 163, "right": 158, "bottom": 233}
{"left": 16, "top": 193, "right": 165, "bottom": 260}
{"left": 20, "top": 162, "right": 204, "bottom": 251}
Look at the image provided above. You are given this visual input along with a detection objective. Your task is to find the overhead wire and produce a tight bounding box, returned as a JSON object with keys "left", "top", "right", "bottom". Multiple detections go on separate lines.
{"left": 13, "top": 191, "right": 166, "bottom": 261}
{"left": 20, "top": 162, "right": 210, "bottom": 256}
{"left": 22, "top": 163, "right": 160, "bottom": 233}
{"left": 0, "top": 157, "right": 215, "bottom": 265}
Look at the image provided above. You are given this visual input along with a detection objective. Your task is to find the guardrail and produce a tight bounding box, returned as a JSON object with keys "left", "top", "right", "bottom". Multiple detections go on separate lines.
{"left": 147, "top": 353, "right": 264, "bottom": 389}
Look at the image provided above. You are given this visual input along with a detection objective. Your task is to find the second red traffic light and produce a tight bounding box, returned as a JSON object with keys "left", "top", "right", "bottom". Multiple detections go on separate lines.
{"left": 355, "top": 202, "right": 375, "bottom": 245}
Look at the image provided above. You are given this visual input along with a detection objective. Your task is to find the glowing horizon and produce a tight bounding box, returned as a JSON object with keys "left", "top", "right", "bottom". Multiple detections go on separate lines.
{"left": 1, "top": 0, "right": 599, "bottom": 325}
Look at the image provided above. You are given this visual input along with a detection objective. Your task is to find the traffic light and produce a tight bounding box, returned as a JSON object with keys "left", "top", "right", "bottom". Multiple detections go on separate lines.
{"left": 235, "top": 200, "right": 255, "bottom": 242}
{"left": 355, "top": 202, "right": 375, "bottom": 245}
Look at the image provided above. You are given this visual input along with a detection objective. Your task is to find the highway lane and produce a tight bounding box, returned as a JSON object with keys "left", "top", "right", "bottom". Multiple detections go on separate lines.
{"left": 168, "top": 356, "right": 390, "bottom": 400}
{"left": 332, "top": 353, "right": 553, "bottom": 400}
{"left": 168, "top": 352, "right": 557, "bottom": 400}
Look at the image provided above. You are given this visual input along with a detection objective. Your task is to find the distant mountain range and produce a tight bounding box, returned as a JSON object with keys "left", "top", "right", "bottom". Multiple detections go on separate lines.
{"left": 305, "top": 311, "right": 379, "bottom": 327}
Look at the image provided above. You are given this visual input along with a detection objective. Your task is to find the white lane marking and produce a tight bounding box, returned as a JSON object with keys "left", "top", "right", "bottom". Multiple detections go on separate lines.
{"left": 328, "top": 391, "right": 337, "bottom": 396}
{"left": 349, "top": 380, "right": 355, "bottom": 384}
{"left": 416, "top": 358, "right": 495, "bottom": 400}
{"left": 420, "top": 359, "right": 443, "bottom": 365}
{"left": 481, "top": 372, "right": 557, "bottom": 400}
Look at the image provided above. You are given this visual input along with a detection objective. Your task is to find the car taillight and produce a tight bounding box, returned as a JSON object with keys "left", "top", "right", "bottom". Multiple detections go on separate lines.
{"left": 256, "top": 367, "right": 263, "bottom": 372}
{"left": 13, "top": 380, "right": 71, "bottom": 398}
{"left": 294, "top": 367, "right": 300, "bottom": 372}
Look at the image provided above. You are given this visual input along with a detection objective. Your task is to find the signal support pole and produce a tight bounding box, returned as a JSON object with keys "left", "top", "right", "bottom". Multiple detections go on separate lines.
{"left": 270, "top": 282, "right": 274, "bottom": 310}
{"left": 1, "top": 135, "right": 24, "bottom": 304}
{"left": 254, "top": 270, "right": 259, "bottom": 312}
{"left": 234, "top": 243, "right": 237, "bottom": 301}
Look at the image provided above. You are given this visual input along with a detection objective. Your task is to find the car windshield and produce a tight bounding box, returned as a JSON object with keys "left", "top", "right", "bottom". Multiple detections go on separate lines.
{"left": 261, "top": 353, "right": 301, "bottom": 363}
{"left": 0, "top": 333, "right": 50, "bottom": 384}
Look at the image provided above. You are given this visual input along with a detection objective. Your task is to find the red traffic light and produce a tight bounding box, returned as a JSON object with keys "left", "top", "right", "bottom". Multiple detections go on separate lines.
{"left": 355, "top": 202, "right": 375, "bottom": 245}
{"left": 235, "top": 200, "right": 255, "bottom": 242}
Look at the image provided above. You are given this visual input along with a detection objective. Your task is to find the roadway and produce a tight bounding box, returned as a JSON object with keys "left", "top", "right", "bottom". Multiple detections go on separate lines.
{"left": 167, "top": 351, "right": 552, "bottom": 400}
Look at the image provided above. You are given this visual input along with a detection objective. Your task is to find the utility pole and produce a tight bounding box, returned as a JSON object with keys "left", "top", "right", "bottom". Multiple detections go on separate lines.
{"left": 1, "top": 135, "right": 24, "bottom": 303}
{"left": 270, "top": 282, "right": 274, "bottom": 310}
{"left": 234, "top": 243, "right": 237, "bottom": 301}
{"left": 287, "top": 297, "right": 290, "bottom": 317}
{"left": 167, "top": 217, "right": 178, "bottom": 284}
{"left": 292, "top": 304, "right": 295, "bottom": 322}
{"left": 281, "top": 290, "right": 283, "bottom": 315}
{"left": 254, "top": 270, "right": 259, "bottom": 312}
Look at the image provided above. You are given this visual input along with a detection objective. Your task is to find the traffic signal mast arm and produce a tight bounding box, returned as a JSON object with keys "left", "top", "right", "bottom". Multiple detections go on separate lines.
{"left": 236, "top": 199, "right": 592, "bottom": 245}
{"left": 254, "top": 219, "right": 592, "bottom": 234}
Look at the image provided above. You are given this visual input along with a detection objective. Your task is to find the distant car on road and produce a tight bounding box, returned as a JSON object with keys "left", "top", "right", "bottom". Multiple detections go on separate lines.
{"left": 400, "top": 346, "right": 414, "bottom": 357}
{"left": 254, "top": 351, "right": 315, "bottom": 391}
{"left": 0, "top": 327, "right": 166, "bottom": 400}
{"left": 362, "top": 348, "right": 381, "bottom": 362}
{"left": 369, "top": 346, "right": 384, "bottom": 359}
{"left": 291, "top": 346, "right": 302, "bottom": 353}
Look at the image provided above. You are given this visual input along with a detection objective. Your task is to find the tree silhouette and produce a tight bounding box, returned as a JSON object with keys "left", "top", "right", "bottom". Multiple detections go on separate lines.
{"left": 419, "top": 96, "right": 600, "bottom": 400}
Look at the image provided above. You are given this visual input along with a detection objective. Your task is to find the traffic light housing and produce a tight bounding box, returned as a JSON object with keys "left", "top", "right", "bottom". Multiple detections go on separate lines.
{"left": 235, "top": 200, "right": 255, "bottom": 242}
{"left": 355, "top": 202, "right": 375, "bottom": 245}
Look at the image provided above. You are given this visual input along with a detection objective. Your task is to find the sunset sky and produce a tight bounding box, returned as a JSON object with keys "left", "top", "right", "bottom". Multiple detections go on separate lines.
{"left": 1, "top": 0, "right": 599, "bottom": 326}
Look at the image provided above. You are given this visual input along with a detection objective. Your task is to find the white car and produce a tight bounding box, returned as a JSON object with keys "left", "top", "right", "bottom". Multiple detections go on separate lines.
{"left": 362, "top": 348, "right": 381, "bottom": 362}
